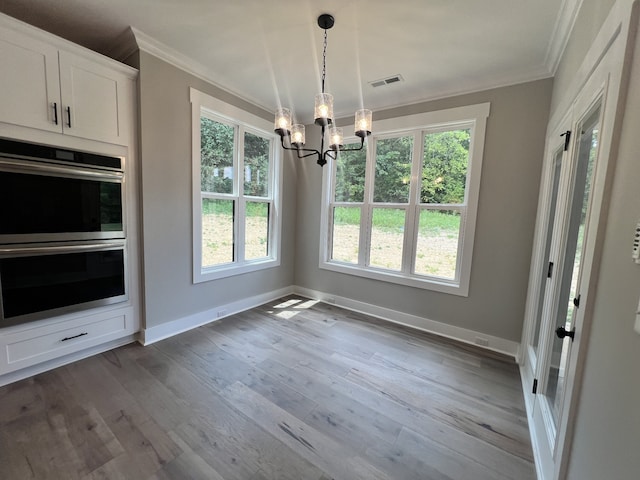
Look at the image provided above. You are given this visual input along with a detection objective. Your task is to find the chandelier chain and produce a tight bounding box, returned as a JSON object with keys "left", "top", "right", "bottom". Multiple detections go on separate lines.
{"left": 321, "top": 28, "right": 327, "bottom": 93}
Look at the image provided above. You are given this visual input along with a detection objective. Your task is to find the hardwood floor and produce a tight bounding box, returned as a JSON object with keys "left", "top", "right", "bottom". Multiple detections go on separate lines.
{"left": 0, "top": 296, "right": 535, "bottom": 479}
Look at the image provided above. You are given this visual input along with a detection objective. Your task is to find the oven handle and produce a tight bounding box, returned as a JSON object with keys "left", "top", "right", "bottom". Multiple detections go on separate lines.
{"left": 0, "top": 241, "right": 125, "bottom": 257}
{"left": 0, "top": 157, "right": 123, "bottom": 181}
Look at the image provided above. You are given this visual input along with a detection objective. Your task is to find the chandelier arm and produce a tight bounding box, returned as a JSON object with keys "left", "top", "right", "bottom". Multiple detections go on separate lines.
{"left": 323, "top": 150, "right": 337, "bottom": 163}
{"left": 281, "top": 145, "right": 321, "bottom": 159}
{"left": 295, "top": 149, "right": 322, "bottom": 160}
{"left": 278, "top": 136, "right": 322, "bottom": 159}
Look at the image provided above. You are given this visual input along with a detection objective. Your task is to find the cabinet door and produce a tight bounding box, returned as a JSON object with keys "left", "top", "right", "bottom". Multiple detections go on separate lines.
{"left": 58, "top": 51, "right": 129, "bottom": 145}
{"left": 0, "top": 25, "right": 62, "bottom": 133}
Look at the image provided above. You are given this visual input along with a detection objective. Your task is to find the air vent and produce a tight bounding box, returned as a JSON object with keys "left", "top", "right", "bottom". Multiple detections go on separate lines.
{"left": 369, "top": 74, "right": 404, "bottom": 88}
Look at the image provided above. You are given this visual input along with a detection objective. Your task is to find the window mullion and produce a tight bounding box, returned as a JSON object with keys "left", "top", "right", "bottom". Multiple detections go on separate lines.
{"left": 360, "top": 138, "right": 376, "bottom": 266}
{"left": 236, "top": 125, "right": 245, "bottom": 264}
{"left": 402, "top": 131, "right": 423, "bottom": 274}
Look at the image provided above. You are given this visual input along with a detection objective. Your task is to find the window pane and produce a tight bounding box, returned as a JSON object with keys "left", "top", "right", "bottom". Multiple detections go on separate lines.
{"left": 245, "top": 202, "right": 269, "bottom": 260}
{"left": 369, "top": 208, "right": 405, "bottom": 271}
{"left": 244, "top": 132, "right": 270, "bottom": 197}
{"left": 335, "top": 146, "right": 366, "bottom": 202}
{"left": 414, "top": 210, "right": 460, "bottom": 279}
{"left": 201, "top": 117, "right": 235, "bottom": 194}
{"left": 421, "top": 129, "right": 470, "bottom": 204}
{"left": 202, "top": 199, "right": 234, "bottom": 267}
{"left": 331, "top": 206, "right": 361, "bottom": 264}
{"left": 373, "top": 136, "right": 413, "bottom": 203}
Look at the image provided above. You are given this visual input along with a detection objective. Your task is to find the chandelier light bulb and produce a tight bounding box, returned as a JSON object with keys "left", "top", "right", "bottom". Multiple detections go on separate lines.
{"left": 274, "top": 108, "right": 291, "bottom": 135}
{"left": 291, "top": 124, "right": 305, "bottom": 145}
{"left": 355, "top": 109, "right": 372, "bottom": 137}
{"left": 314, "top": 93, "right": 334, "bottom": 126}
{"left": 329, "top": 127, "right": 343, "bottom": 150}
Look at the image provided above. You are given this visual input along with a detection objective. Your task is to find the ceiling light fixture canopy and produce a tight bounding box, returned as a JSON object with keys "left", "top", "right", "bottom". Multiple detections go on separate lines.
{"left": 274, "top": 14, "right": 372, "bottom": 167}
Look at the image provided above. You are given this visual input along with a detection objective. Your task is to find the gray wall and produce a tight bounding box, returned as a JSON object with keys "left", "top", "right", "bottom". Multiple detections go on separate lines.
{"left": 563, "top": 2, "right": 640, "bottom": 478}
{"left": 551, "top": 0, "right": 616, "bottom": 113}
{"left": 294, "top": 79, "right": 553, "bottom": 342}
{"left": 138, "top": 52, "right": 296, "bottom": 328}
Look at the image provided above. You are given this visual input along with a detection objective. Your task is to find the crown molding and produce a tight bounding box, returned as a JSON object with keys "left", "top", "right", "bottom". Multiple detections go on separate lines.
{"left": 105, "top": 26, "right": 138, "bottom": 63}
{"left": 130, "top": 27, "right": 272, "bottom": 115}
{"left": 544, "top": 0, "right": 584, "bottom": 75}
{"left": 126, "top": 26, "right": 553, "bottom": 125}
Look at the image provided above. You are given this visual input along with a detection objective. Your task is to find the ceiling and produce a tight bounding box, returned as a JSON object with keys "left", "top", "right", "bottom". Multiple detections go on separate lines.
{"left": 0, "top": 0, "right": 571, "bottom": 123}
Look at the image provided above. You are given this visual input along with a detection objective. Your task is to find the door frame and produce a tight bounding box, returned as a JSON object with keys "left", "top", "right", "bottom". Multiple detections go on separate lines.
{"left": 520, "top": 1, "right": 639, "bottom": 479}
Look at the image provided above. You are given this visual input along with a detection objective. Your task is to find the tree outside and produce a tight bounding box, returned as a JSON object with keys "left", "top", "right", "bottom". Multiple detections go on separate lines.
{"left": 200, "top": 117, "right": 271, "bottom": 266}
{"left": 331, "top": 129, "right": 470, "bottom": 279}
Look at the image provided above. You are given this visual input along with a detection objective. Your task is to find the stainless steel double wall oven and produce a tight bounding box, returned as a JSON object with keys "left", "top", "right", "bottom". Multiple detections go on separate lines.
{"left": 0, "top": 138, "right": 128, "bottom": 327}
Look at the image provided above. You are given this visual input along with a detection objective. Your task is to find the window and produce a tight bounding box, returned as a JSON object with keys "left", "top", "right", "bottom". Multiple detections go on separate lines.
{"left": 320, "top": 103, "right": 489, "bottom": 295}
{"left": 191, "top": 88, "right": 281, "bottom": 282}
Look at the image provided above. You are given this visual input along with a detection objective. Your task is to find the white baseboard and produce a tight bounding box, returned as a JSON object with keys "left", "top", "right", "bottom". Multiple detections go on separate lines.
{"left": 140, "top": 285, "right": 295, "bottom": 345}
{"left": 0, "top": 335, "right": 138, "bottom": 387}
{"left": 293, "top": 285, "right": 520, "bottom": 359}
{"left": 1, "top": 284, "right": 520, "bottom": 385}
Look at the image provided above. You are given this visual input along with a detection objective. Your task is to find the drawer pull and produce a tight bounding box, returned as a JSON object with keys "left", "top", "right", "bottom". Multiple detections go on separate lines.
{"left": 61, "top": 332, "right": 88, "bottom": 342}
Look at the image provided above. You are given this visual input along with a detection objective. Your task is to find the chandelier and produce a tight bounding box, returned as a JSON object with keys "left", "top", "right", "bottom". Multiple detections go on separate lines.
{"left": 274, "top": 14, "right": 372, "bottom": 167}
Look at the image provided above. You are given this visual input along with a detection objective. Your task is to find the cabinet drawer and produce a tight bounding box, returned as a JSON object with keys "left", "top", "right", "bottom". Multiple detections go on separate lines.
{"left": 0, "top": 307, "right": 135, "bottom": 373}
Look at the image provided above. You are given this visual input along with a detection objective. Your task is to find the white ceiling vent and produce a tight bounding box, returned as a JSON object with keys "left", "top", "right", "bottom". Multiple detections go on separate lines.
{"left": 369, "top": 74, "right": 404, "bottom": 88}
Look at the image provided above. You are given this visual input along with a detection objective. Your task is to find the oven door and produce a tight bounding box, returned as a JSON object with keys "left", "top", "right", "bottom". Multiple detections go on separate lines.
{"left": 0, "top": 241, "right": 127, "bottom": 327}
{"left": 0, "top": 157, "right": 125, "bottom": 243}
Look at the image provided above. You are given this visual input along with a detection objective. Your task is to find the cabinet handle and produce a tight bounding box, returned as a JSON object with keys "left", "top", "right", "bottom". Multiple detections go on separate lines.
{"left": 52, "top": 102, "right": 58, "bottom": 125}
{"left": 61, "top": 332, "right": 88, "bottom": 342}
{"left": 66, "top": 106, "right": 72, "bottom": 128}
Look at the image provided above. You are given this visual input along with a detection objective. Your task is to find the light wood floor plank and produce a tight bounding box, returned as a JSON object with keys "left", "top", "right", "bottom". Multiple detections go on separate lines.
{"left": 0, "top": 295, "right": 535, "bottom": 479}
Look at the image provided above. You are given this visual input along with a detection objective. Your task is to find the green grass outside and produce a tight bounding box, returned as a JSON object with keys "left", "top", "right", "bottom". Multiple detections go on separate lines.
{"left": 334, "top": 206, "right": 459, "bottom": 233}
{"left": 203, "top": 199, "right": 459, "bottom": 235}
{"left": 202, "top": 199, "right": 268, "bottom": 217}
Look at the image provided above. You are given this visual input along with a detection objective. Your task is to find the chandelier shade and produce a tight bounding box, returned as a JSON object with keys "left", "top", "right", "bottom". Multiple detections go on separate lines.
{"left": 274, "top": 13, "right": 372, "bottom": 167}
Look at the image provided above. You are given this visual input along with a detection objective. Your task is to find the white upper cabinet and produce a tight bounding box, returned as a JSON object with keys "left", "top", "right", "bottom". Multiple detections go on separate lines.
{"left": 0, "top": 25, "right": 61, "bottom": 134}
{"left": 58, "top": 51, "right": 129, "bottom": 144}
{"left": 0, "top": 14, "right": 135, "bottom": 146}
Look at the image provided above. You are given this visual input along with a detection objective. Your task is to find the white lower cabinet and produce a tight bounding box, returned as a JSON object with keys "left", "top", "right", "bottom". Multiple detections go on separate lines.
{"left": 0, "top": 307, "right": 137, "bottom": 376}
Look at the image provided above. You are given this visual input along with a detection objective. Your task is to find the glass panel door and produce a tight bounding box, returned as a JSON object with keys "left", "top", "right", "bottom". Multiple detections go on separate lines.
{"left": 544, "top": 105, "right": 601, "bottom": 423}
{"left": 532, "top": 147, "right": 564, "bottom": 356}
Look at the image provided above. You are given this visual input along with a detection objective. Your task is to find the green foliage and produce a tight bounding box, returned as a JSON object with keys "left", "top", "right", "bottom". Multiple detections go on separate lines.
{"left": 335, "top": 148, "right": 366, "bottom": 202}
{"left": 243, "top": 132, "right": 270, "bottom": 197}
{"left": 373, "top": 136, "right": 413, "bottom": 203}
{"left": 201, "top": 117, "right": 234, "bottom": 194}
{"left": 200, "top": 118, "right": 271, "bottom": 197}
{"left": 333, "top": 129, "right": 470, "bottom": 208}
{"left": 421, "top": 130, "right": 470, "bottom": 204}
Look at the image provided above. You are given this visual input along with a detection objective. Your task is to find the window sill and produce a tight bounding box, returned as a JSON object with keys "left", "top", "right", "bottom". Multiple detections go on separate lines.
{"left": 319, "top": 260, "right": 469, "bottom": 296}
{"left": 194, "top": 257, "right": 280, "bottom": 284}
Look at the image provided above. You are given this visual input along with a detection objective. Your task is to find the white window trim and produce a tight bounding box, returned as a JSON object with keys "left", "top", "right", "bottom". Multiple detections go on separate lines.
{"left": 190, "top": 87, "right": 282, "bottom": 283}
{"left": 319, "top": 102, "right": 489, "bottom": 296}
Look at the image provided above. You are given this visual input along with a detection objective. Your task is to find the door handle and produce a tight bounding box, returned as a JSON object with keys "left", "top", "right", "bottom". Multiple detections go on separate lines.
{"left": 555, "top": 326, "right": 575, "bottom": 341}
